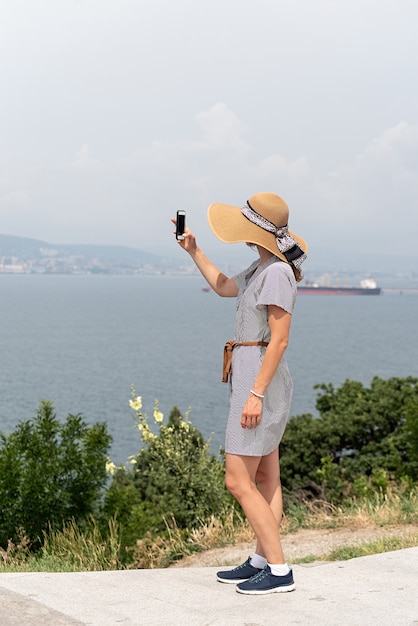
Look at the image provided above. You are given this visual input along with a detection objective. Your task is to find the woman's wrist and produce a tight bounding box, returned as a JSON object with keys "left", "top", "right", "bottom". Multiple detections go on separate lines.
{"left": 250, "top": 389, "right": 264, "bottom": 399}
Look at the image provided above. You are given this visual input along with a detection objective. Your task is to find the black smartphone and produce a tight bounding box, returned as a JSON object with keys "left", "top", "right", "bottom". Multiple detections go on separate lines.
{"left": 176, "top": 210, "right": 186, "bottom": 240}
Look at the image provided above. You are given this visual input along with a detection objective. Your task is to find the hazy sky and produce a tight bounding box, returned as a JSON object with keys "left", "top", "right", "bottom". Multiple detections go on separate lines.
{"left": 1, "top": 0, "right": 417, "bottom": 268}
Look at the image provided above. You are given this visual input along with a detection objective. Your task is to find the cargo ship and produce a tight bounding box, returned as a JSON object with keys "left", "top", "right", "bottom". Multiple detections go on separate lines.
{"left": 298, "top": 278, "right": 381, "bottom": 296}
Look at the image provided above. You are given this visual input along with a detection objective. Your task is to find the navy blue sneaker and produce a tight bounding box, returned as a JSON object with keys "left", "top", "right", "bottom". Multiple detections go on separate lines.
{"left": 236, "top": 565, "right": 295, "bottom": 595}
{"left": 217, "top": 557, "right": 263, "bottom": 584}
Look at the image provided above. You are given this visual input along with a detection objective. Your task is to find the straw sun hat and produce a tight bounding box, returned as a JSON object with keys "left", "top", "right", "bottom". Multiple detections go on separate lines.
{"left": 207, "top": 192, "right": 307, "bottom": 268}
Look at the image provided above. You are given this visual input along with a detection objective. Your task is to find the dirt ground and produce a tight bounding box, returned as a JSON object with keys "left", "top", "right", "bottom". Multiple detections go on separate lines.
{"left": 172, "top": 524, "right": 418, "bottom": 568}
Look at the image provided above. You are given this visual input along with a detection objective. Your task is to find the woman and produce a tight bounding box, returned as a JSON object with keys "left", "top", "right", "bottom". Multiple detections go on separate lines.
{"left": 173, "top": 192, "right": 307, "bottom": 595}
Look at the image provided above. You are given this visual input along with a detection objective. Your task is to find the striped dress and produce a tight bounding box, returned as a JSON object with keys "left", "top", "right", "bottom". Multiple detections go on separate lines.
{"left": 225, "top": 257, "right": 296, "bottom": 456}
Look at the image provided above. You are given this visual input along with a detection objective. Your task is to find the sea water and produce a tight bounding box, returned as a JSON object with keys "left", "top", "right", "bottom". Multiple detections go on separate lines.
{"left": 1, "top": 274, "right": 417, "bottom": 464}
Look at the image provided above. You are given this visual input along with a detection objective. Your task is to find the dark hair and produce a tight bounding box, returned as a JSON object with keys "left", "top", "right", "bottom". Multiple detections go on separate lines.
{"left": 290, "top": 263, "right": 303, "bottom": 283}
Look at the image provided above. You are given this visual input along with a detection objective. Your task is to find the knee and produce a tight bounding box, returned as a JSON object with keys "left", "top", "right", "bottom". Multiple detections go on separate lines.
{"left": 225, "top": 472, "right": 240, "bottom": 498}
{"left": 225, "top": 471, "right": 254, "bottom": 501}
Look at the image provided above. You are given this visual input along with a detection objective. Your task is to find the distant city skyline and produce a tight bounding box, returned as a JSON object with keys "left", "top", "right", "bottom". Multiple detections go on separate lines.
{"left": 0, "top": 232, "right": 416, "bottom": 277}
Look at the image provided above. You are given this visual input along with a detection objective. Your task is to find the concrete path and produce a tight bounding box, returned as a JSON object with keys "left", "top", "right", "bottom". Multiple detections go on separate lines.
{"left": 0, "top": 547, "right": 417, "bottom": 625}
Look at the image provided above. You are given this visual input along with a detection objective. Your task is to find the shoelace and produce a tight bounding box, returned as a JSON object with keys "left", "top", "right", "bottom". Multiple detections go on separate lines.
{"left": 249, "top": 566, "right": 270, "bottom": 584}
{"left": 237, "top": 559, "right": 252, "bottom": 572}
{"left": 233, "top": 559, "right": 251, "bottom": 572}
{"left": 236, "top": 563, "right": 246, "bottom": 571}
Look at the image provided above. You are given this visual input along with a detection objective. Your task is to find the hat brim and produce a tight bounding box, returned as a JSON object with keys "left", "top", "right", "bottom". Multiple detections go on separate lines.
{"left": 207, "top": 202, "right": 308, "bottom": 264}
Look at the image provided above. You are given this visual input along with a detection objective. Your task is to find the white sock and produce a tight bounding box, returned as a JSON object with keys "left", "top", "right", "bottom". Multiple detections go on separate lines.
{"left": 268, "top": 562, "right": 290, "bottom": 576}
{"left": 250, "top": 553, "right": 267, "bottom": 569}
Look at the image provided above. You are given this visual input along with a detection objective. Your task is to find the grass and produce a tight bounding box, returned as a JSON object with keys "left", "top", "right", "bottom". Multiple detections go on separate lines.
{"left": 0, "top": 487, "right": 417, "bottom": 572}
{"left": 293, "top": 531, "right": 418, "bottom": 564}
{"left": 0, "top": 518, "right": 123, "bottom": 573}
{"left": 281, "top": 487, "right": 418, "bottom": 534}
{"left": 325, "top": 532, "right": 418, "bottom": 560}
{"left": 129, "top": 510, "right": 251, "bottom": 569}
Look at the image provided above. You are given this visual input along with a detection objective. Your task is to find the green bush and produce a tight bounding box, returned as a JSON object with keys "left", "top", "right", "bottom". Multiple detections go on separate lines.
{"left": 0, "top": 401, "right": 112, "bottom": 548}
{"left": 2, "top": 376, "right": 416, "bottom": 565}
{"left": 280, "top": 376, "right": 418, "bottom": 502}
{"left": 103, "top": 395, "right": 235, "bottom": 553}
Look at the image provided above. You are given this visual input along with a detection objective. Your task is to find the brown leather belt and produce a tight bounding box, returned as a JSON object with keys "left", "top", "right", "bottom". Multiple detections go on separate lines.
{"left": 222, "top": 339, "right": 269, "bottom": 383}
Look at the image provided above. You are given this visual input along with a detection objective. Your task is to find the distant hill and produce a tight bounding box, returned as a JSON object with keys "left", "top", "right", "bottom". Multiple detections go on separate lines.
{"left": 0, "top": 234, "right": 165, "bottom": 266}
{"left": 0, "top": 234, "right": 49, "bottom": 257}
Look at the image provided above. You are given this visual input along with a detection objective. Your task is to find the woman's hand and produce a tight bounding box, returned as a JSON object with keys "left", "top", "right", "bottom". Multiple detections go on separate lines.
{"left": 170, "top": 218, "right": 197, "bottom": 255}
{"left": 241, "top": 394, "right": 263, "bottom": 429}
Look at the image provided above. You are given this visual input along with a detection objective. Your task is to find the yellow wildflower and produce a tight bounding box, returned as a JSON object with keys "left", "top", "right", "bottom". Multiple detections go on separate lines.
{"left": 153, "top": 408, "right": 164, "bottom": 423}
{"left": 105, "top": 459, "right": 116, "bottom": 475}
{"left": 129, "top": 396, "right": 142, "bottom": 411}
{"left": 143, "top": 430, "right": 157, "bottom": 442}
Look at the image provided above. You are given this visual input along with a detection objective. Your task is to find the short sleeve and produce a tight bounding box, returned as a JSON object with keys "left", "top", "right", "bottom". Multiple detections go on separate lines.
{"left": 256, "top": 262, "right": 296, "bottom": 314}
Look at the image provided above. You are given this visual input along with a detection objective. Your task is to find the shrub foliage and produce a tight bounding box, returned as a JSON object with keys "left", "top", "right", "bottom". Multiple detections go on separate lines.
{"left": 280, "top": 376, "right": 418, "bottom": 501}
{"left": 103, "top": 397, "right": 235, "bottom": 552}
{"left": 0, "top": 401, "right": 111, "bottom": 548}
{"left": 1, "top": 377, "right": 417, "bottom": 562}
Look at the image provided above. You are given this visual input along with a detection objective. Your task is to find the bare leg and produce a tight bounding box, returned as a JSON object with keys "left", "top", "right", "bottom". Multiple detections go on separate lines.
{"left": 254, "top": 449, "right": 283, "bottom": 559}
{"left": 225, "top": 452, "right": 285, "bottom": 564}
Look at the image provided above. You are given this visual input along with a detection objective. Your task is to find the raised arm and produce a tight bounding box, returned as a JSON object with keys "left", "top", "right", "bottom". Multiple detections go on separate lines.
{"left": 171, "top": 219, "right": 238, "bottom": 297}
